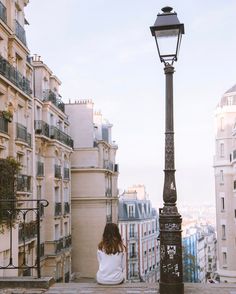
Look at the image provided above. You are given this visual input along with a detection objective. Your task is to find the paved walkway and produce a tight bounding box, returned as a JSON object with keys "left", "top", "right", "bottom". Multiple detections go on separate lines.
{"left": 1, "top": 282, "right": 236, "bottom": 294}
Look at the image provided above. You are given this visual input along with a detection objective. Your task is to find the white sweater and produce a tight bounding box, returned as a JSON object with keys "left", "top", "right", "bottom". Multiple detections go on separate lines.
{"left": 96, "top": 249, "right": 125, "bottom": 284}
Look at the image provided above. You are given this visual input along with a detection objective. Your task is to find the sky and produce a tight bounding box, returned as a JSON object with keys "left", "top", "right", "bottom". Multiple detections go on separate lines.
{"left": 25, "top": 0, "right": 236, "bottom": 209}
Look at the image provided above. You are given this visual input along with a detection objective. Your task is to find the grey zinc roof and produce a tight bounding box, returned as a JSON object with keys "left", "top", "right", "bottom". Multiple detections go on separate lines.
{"left": 225, "top": 84, "right": 236, "bottom": 94}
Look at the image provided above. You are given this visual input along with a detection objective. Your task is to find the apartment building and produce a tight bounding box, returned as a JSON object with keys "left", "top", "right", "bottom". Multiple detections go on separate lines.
{"left": 0, "top": 0, "right": 73, "bottom": 281}
{"left": 118, "top": 185, "right": 159, "bottom": 283}
{"left": 182, "top": 225, "right": 217, "bottom": 283}
{"left": 32, "top": 55, "right": 73, "bottom": 282}
{"left": 65, "top": 100, "right": 119, "bottom": 279}
{"left": 0, "top": 0, "right": 34, "bottom": 277}
{"left": 214, "top": 85, "right": 236, "bottom": 282}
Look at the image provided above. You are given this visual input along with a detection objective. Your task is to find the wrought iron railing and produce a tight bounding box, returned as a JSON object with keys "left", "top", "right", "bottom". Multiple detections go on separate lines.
{"left": 43, "top": 89, "right": 65, "bottom": 112}
{"left": 64, "top": 202, "right": 70, "bottom": 214}
{"left": 64, "top": 235, "right": 72, "bottom": 249}
{"left": 129, "top": 252, "right": 138, "bottom": 259}
{"left": 16, "top": 123, "right": 31, "bottom": 146}
{"left": 34, "top": 120, "right": 50, "bottom": 137}
{"left": 17, "top": 174, "right": 31, "bottom": 192}
{"left": 15, "top": 19, "right": 27, "bottom": 46}
{"left": 128, "top": 232, "right": 138, "bottom": 239}
{"left": 50, "top": 126, "right": 73, "bottom": 148}
{"left": 55, "top": 202, "right": 62, "bottom": 216}
{"left": 0, "top": 199, "right": 49, "bottom": 278}
{"left": 36, "top": 161, "right": 44, "bottom": 177}
{"left": 0, "top": 116, "right": 8, "bottom": 133}
{"left": 0, "top": 1, "right": 7, "bottom": 24}
{"left": 55, "top": 238, "right": 64, "bottom": 253}
{"left": 0, "top": 55, "right": 31, "bottom": 95}
{"left": 54, "top": 164, "right": 62, "bottom": 178}
{"left": 63, "top": 167, "right": 70, "bottom": 179}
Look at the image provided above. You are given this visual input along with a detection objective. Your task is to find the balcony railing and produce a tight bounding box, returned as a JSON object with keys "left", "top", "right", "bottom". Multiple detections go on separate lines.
{"left": 128, "top": 232, "right": 138, "bottom": 239}
{"left": 129, "top": 252, "right": 138, "bottom": 259}
{"left": 54, "top": 164, "right": 62, "bottom": 178}
{"left": 34, "top": 120, "right": 50, "bottom": 137}
{"left": 0, "top": 55, "right": 31, "bottom": 96}
{"left": 43, "top": 89, "right": 65, "bottom": 112}
{"left": 0, "top": 116, "right": 8, "bottom": 134}
{"left": 16, "top": 122, "right": 27, "bottom": 142}
{"left": 55, "top": 202, "right": 62, "bottom": 216}
{"left": 0, "top": 1, "right": 7, "bottom": 24}
{"left": 15, "top": 19, "right": 27, "bottom": 46}
{"left": 64, "top": 167, "right": 70, "bottom": 180}
{"left": 64, "top": 202, "right": 70, "bottom": 214}
{"left": 17, "top": 174, "right": 31, "bottom": 192}
{"left": 55, "top": 238, "right": 64, "bottom": 253}
{"left": 50, "top": 126, "right": 73, "bottom": 148}
{"left": 37, "top": 161, "right": 44, "bottom": 177}
{"left": 64, "top": 235, "right": 72, "bottom": 249}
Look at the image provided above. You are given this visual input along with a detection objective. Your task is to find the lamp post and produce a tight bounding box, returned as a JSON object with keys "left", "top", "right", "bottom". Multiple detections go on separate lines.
{"left": 150, "top": 7, "right": 185, "bottom": 294}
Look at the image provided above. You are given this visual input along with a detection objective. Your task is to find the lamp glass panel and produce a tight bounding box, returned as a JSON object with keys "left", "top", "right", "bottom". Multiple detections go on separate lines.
{"left": 155, "top": 28, "right": 179, "bottom": 57}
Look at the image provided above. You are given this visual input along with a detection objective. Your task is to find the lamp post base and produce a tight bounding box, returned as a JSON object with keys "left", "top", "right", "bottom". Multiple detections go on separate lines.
{"left": 160, "top": 282, "right": 184, "bottom": 294}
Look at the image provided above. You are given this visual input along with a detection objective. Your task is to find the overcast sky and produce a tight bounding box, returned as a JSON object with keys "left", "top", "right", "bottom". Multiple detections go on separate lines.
{"left": 25, "top": 0, "right": 236, "bottom": 209}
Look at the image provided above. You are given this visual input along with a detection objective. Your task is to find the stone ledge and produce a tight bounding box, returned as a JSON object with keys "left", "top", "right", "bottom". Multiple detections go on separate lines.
{"left": 0, "top": 277, "right": 54, "bottom": 289}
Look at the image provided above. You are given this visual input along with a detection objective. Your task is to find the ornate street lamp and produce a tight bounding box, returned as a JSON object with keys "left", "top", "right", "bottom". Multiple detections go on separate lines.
{"left": 150, "top": 7, "right": 185, "bottom": 294}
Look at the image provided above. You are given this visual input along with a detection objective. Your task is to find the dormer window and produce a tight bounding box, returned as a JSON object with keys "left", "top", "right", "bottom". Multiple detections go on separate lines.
{"left": 128, "top": 204, "right": 135, "bottom": 218}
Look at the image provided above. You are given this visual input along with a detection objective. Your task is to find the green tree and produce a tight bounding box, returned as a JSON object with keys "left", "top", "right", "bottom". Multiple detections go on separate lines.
{"left": 0, "top": 157, "right": 21, "bottom": 231}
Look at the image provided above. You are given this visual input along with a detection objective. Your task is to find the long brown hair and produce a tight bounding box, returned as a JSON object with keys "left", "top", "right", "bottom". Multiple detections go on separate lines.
{"left": 98, "top": 223, "right": 125, "bottom": 255}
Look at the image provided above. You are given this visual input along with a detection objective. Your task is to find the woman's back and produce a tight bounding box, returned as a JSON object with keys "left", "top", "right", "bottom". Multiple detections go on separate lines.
{"left": 96, "top": 223, "right": 126, "bottom": 285}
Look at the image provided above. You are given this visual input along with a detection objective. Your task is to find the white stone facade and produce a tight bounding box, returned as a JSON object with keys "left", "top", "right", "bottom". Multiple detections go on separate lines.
{"left": 214, "top": 86, "right": 236, "bottom": 282}
{"left": 65, "top": 101, "right": 119, "bottom": 279}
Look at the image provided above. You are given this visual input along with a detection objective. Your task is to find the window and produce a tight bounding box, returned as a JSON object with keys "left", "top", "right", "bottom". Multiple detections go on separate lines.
{"left": 221, "top": 197, "right": 225, "bottom": 211}
{"left": 220, "top": 143, "right": 224, "bottom": 157}
{"left": 55, "top": 187, "right": 60, "bottom": 203}
{"left": 128, "top": 205, "right": 135, "bottom": 218}
{"left": 234, "top": 181, "right": 236, "bottom": 190}
{"left": 55, "top": 224, "right": 60, "bottom": 240}
{"left": 234, "top": 209, "right": 236, "bottom": 218}
{"left": 129, "top": 224, "right": 135, "bottom": 238}
{"left": 222, "top": 225, "right": 226, "bottom": 239}
{"left": 223, "top": 252, "right": 227, "bottom": 265}
{"left": 220, "top": 170, "right": 224, "bottom": 182}
{"left": 37, "top": 185, "right": 41, "bottom": 199}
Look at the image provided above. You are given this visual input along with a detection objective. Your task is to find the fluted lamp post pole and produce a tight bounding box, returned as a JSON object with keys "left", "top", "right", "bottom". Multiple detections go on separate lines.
{"left": 150, "top": 7, "right": 185, "bottom": 294}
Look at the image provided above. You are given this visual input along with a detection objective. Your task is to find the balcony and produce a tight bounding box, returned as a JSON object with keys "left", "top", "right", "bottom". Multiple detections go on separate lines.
{"left": 64, "top": 235, "right": 72, "bottom": 249}
{"left": 50, "top": 126, "right": 73, "bottom": 148}
{"left": 55, "top": 164, "right": 62, "bottom": 178}
{"left": 34, "top": 120, "right": 50, "bottom": 137}
{"left": 128, "top": 232, "right": 138, "bottom": 239}
{"left": 16, "top": 123, "right": 31, "bottom": 146}
{"left": 0, "top": 1, "right": 7, "bottom": 24}
{"left": 63, "top": 167, "right": 70, "bottom": 180}
{"left": 0, "top": 116, "right": 8, "bottom": 134}
{"left": 64, "top": 202, "right": 70, "bottom": 214}
{"left": 17, "top": 174, "right": 31, "bottom": 192}
{"left": 15, "top": 19, "right": 27, "bottom": 46}
{"left": 43, "top": 89, "right": 65, "bottom": 112}
{"left": 55, "top": 202, "right": 62, "bottom": 216}
{"left": 55, "top": 238, "right": 64, "bottom": 253}
{"left": 0, "top": 55, "right": 31, "bottom": 96}
{"left": 105, "top": 188, "right": 112, "bottom": 197}
{"left": 36, "top": 161, "right": 44, "bottom": 177}
{"left": 129, "top": 252, "right": 138, "bottom": 259}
